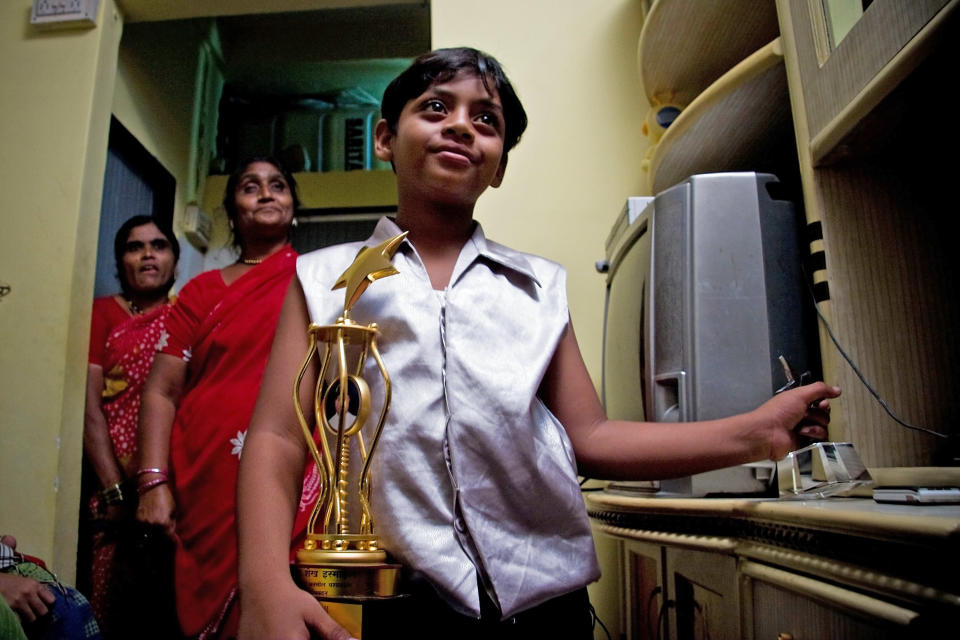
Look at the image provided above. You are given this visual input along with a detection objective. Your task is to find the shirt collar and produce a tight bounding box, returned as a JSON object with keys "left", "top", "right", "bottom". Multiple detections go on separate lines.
{"left": 370, "top": 216, "right": 541, "bottom": 288}
{"left": 0, "top": 541, "right": 19, "bottom": 570}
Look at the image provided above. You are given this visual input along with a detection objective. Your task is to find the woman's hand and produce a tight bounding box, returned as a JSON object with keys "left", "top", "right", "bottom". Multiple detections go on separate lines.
{"left": 239, "top": 579, "right": 356, "bottom": 640}
{"left": 749, "top": 381, "right": 840, "bottom": 461}
{"left": 135, "top": 483, "right": 177, "bottom": 538}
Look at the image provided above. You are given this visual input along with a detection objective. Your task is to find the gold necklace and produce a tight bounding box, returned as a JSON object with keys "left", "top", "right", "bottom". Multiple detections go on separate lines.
{"left": 239, "top": 257, "right": 264, "bottom": 265}
{"left": 123, "top": 295, "right": 143, "bottom": 315}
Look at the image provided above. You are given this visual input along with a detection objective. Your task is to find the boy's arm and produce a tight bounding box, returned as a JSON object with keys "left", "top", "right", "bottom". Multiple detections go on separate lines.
{"left": 236, "top": 277, "right": 355, "bottom": 640}
{"left": 541, "top": 319, "right": 838, "bottom": 480}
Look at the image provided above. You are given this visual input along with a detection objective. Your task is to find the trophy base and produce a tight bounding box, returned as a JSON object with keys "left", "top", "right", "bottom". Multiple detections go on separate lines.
{"left": 316, "top": 595, "right": 407, "bottom": 639}
{"left": 294, "top": 549, "right": 404, "bottom": 639}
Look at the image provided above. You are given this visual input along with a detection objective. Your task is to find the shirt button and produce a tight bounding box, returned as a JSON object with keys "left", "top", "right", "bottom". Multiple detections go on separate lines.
{"left": 454, "top": 517, "right": 466, "bottom": 533}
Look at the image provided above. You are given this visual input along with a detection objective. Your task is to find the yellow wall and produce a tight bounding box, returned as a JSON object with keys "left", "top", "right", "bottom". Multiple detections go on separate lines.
{"left": 0, "top": 0, "right": 123, "bottom": 579}
{"left": 111, "top": 20, "right": 204, "bottom": 233}
{"left": 431, "top": 3, "right": 649, "bottom": 635}
{"left": 0, "top": 2, "right": 650, "bottom": 606}
{"left": 432, "top": 0, "right": 650, "bottom": 384}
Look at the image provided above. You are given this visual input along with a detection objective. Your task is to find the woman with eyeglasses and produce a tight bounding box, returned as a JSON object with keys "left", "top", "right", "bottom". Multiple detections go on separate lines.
{"left": 82, "top": 215, "right": 181, "bottom": 639}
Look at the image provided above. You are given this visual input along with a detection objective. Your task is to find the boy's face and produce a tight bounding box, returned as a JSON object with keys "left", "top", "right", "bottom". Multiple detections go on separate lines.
{"left": 375, "top": 70, "right": 508, "bottom": 209}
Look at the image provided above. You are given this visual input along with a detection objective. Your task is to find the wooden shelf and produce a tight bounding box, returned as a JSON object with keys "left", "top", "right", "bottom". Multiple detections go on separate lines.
{"left": 648, "top": 39, "right": 792, "bottom": 194}
{"left": 811, "top": 0, "right": 959, "bottom": 164}
{"left": 637, "top": 0, "right": 779, "bottom": 107}
{"left": 782, "top": 0, "right": 954, "bottom": 163}
{"left": 776, "top": 0, "right": 960, "bottom": 466}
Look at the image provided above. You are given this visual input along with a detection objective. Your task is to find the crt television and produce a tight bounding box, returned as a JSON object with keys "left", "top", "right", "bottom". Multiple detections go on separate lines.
{"left": 600, "top": 172, "right": 817, "bottom": 497}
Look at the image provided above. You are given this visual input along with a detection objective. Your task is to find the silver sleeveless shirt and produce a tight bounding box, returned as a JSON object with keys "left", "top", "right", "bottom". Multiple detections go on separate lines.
{"left": 296, "top": 217, "right": 599, "bottom": 618}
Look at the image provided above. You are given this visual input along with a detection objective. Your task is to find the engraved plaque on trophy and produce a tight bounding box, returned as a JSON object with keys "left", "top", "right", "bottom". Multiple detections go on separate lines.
{"left": 292, "top": 232, "right": 407, "bottom": 638}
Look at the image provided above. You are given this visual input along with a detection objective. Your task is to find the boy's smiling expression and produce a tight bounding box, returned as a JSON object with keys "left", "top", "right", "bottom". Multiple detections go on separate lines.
{"left": 375, "top": 70, "right": 508, "bottom": 210}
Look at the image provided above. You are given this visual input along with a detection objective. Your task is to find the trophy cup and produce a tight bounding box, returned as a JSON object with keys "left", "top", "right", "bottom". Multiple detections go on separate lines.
{"left": 292, "top": 232, "right": 407, "bottom": 638}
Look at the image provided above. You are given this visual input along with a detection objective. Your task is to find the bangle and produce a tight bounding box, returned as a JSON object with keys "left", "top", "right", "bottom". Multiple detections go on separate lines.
{"left": 137, "top": 468, "right": 168, "bottom": 478}
{"left": 100, "top": 482, "right": 124, "bottom": 505}
{"left": 137, "top": 477, "right": 169, "bottom": 496}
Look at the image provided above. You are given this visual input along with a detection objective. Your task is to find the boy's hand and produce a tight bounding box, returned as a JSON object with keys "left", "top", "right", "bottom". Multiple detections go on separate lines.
{"left": 239, "top": 580, "right": 357, "bottom": 640}
{"left": 0, "top": 572, "right": 56, "bottom": 624}
{"left": 752, "top": 381, "right": 840, "bottom": 461}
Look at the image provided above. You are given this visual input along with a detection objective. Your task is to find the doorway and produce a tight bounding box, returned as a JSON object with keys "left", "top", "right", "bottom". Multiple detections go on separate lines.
{"left": 92, "top": 117, "right": 175, "bottom": 298}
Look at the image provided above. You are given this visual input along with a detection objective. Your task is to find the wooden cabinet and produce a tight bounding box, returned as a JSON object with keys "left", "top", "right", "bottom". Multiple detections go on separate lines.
{"left": 616, "top": 532, "right": 742, "bottom": 640}
{"left": 742, "top": 561, "right": 922, "bottom": 640}
{"left": 775, "top": 0, "right": 960, "bottom": 467}
{"left": 667, "top": 547, "right": 739, "bottom": 640}
{"left": 587, "top": 493, "right": 960, "bottom": 640}
{"left": 636, "top": 0, "right": 960, "bottom": 468}
{"left": 621, "top": 539, "right": 667, "bottom": 640}
{"left": 779, "top": 0, "right": 951, "bottom": 160}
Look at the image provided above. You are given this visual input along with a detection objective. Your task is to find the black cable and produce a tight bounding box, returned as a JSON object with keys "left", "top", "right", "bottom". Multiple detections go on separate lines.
{"left": 804, "top": 264, "right": 948, "bottom": 439}
{"left": 579, "top": 477, "right": 604, "bottom": 491}
{"left": 588, "top": 602, "right": 612, "bottom": 640}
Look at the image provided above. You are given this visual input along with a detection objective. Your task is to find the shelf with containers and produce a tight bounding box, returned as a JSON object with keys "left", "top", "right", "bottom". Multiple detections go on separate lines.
{"left": 647, "top": 38, "right": 794, "bottom": 194}
{"left": 636, "top": 0, "right": 794, "bottom": 194}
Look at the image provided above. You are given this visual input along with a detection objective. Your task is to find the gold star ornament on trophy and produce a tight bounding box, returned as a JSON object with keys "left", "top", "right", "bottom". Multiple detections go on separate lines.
{"left": 292, "top": 232, "right": 408, "bottom": 638}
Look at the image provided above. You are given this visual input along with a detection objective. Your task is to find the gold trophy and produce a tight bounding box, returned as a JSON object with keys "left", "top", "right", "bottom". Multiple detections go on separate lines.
{"left": 292, "top": 232, "right": 407, "bottom": 638}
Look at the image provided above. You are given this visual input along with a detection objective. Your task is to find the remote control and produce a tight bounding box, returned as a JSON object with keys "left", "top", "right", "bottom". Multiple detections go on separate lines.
{"left": 873, "top": 487, "right": 960, "bottom": 505}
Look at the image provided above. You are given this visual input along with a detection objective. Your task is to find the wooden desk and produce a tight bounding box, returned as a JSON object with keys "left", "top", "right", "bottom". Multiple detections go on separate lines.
{"left": 587, "top": 491, "right": 959, "bottom": 639}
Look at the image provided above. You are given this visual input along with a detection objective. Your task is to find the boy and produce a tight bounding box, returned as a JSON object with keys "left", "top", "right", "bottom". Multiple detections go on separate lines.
{"left": 236, "top": 48, "right": 837, "bottom": 640}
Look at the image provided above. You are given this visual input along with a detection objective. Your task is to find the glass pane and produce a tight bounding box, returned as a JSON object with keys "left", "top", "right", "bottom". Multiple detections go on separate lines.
{"left": 824, "top": 0, "right": 873, "bottom": 47}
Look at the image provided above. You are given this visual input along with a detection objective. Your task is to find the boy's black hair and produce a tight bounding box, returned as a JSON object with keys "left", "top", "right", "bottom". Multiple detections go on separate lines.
{"left": 381, "top": 47, "right": 528, "bottom": 154}
{"left": 113, "top": 214, "right": 180, "bottom": 297}
{"left": 222, "top": 156, "right": 301, "bottom": 248}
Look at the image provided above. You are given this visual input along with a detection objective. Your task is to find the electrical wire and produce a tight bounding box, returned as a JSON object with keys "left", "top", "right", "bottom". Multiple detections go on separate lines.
{"left": 589, "top": 602, "right": 612, "bottom": 640}
{"left": 806, "top": 269, "right": 948, "bottom": 439}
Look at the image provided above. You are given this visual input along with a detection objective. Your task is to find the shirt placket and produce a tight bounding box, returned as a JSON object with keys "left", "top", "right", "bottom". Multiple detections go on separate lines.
{"left": 438, "top": 287, "right": 500, "bottom": 617}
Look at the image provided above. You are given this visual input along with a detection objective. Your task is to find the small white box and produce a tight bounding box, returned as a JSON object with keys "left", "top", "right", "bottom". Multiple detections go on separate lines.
{"left": 183, "top": 204, "right": 212, "bottom": 251}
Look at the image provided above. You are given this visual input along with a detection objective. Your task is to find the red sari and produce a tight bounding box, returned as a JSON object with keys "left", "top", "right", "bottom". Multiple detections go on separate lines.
{"left": 87, "top": 297, "right": 173, "bottom": 636}
{"left": 92, "top": 299, "right": 171, "bottom": 468}
{"left": 159, "top": 248, "right": 316, "bottom": 638}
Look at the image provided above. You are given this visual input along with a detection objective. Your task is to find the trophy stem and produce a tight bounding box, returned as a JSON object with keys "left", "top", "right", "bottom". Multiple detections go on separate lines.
{"left": 337, "top": 422, "right": 351, "bottom": 535}
{"left": 358, "top": 337, "right": 391, "bottom": 495}
{"left": 293, "top": 231, "right": 409, "bottom": 637}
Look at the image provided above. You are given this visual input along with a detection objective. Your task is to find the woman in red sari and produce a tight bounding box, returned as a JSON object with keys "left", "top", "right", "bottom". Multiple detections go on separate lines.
{"left": 136, "top": 158, "right": 316, "bottom": 639}
{"left": 82, "top": 215, "right": 180, "bottom": 639}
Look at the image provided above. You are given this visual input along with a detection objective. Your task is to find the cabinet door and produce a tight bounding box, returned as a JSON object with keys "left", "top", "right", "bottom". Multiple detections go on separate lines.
{"left": 777, "top": 0, "right": 952, "bottom": 161}
{"left": 666, "top": 547, "right": 739, "bottom": 640}
{"left": 741, "top": 561, "right": 921, "bottom": 639}
{"left": 623, "top": 540, "right": 667, "bottom": 640}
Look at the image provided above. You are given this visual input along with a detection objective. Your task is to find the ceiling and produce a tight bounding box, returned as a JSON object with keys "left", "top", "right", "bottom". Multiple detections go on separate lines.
{"left": 115, "top": 0, "right": 425, "bottom": 23}
{"left": 119, "top": 2, "right": 430, "bottom": 96}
